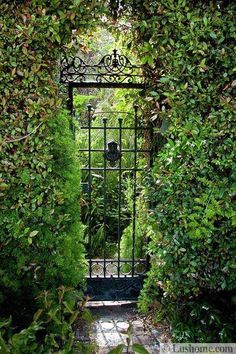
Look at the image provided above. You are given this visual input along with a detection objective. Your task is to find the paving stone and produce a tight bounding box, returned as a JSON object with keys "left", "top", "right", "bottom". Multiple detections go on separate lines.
{"left": 76, "top": 301, "right": 168, "bottom": 353}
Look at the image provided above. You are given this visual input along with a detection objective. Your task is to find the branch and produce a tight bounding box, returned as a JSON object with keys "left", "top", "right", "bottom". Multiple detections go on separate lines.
{"left": 2, "top": 122, "right": 44, "bottom": 144}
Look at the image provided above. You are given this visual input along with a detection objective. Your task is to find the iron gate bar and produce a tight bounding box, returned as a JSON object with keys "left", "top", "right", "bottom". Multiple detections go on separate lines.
{"left": 146, "top": 122, "right": 154, "bottom": 272}
{"left": 66, "top": 82, "right": 145, "bottom": 89}
{"left": 68, "top": 84, "right": 73, "bottom": 116}
{"left": 81, "top": 168, "right": 142, "bottom": 171}
{"left": 149, "top": 122, "right": 154, "bottom": 169}
{"left": 117, "top": 118, "right": 122, "bottom": 277}
{"left": 103, "top": 118, "right": 107, "bottom": 278}
{"left": 87, "top": 105, "right": 92, "bottom": 277}
{"left": 79, "top": 148, "right": 151, "bottom": 153}
{"left": 89, "top": 258, "right": 146, "bottom": 261}
{"left": 92, "top": 111, "right": 132, "bottom": 114}
{"left": 132, "top": 105, "right": 138, "bottom": 277}
{"left": 80, "top": 126, "right": 150, "bottom": 130}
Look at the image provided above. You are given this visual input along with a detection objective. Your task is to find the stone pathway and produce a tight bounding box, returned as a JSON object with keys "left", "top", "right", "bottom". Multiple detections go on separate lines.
{"left": 76, "top": 301, "right": 170, "bottom": 354}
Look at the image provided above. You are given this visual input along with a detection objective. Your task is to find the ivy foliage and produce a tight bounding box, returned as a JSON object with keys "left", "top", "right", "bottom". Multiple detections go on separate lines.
{"left": 117, "top": 0, "right": 236, "bottom": 342}
{"left": 0, "top": 0, "right": 235, "bottom": 347}
{"left": 0, "top": 0, "right": 106, "bottom": 349}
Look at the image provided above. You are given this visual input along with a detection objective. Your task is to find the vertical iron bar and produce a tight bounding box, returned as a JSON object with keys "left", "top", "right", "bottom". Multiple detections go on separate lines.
{"left": 87, "top": 105, "right": 92, "bottom": 278}
{"left": 72, "top": 108, "right": 76, "bottom": 138}
{"left": 146, "top": 122, "right": 154, "bottom": 272}
{"left": 149, "top": 122, "right": 154, "bottom": 170}
{"left": 117, "top": 118, "right": 123, "bottom": 278}
{"left": 132, "top": 105, "right": 138, "bottom": 276}
{"left": 67, "top": 83, "right": 73, "bottom": 115}
{"left": 103, "top": 118, "right": 107, "bottom": 277}
{"left": 68, "top": 84, "right": 74, "bottom": 134}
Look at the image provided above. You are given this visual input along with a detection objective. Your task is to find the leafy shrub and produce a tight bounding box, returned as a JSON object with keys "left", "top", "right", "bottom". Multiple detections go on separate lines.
{"left": 0, "top": 287, "right": 90, "bottom": 353}
{"left": 119, "top": 0, "right": 236, "bottom": 342}
{"left": 120, "top": 177, "right": 151, "bottom": 259}
{"left": 0, "top": 0, "right": 106, "bottom": 349}
{"left": 0, "top": 109, "right": 85, "bottom": 316}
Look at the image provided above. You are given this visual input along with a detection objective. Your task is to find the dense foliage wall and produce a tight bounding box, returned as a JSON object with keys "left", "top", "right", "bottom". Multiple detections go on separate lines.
{"left": 115, "top": 0, "right": 236, "bottom": 342}
{"left": 1, "top": 0, "right": 235, "bottom": 347}
{"left": 0, "top": 1, "right": 106, "bottom": 351}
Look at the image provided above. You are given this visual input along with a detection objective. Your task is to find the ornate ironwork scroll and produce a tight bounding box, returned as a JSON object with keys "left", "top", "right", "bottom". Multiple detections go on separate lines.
{"left": 60, "top": 56, "right": 87, "bottom": 83}
{"left": 60, "top": 49, "right": 145, "bottom": 88}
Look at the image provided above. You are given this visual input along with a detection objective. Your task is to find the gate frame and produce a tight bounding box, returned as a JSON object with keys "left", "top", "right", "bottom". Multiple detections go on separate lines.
{"left": 60, "top": 49, "right": 153, "bottom": 300}
{"left": 60, "top": 48, "right": 146, "bottom": 115}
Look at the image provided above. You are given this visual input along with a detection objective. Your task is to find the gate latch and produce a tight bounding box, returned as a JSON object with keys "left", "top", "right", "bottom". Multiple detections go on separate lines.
{"left": 105, "top": 140, "right": 122, "bottom": 166}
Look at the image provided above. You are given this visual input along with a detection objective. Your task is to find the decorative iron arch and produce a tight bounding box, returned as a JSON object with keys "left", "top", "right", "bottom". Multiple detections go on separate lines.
{"left": 60, "top": 49, "right": 146, "bottom": 89}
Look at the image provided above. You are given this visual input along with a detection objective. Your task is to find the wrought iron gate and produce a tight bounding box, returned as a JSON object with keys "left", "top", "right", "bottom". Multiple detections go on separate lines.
{"left": 60, "top": 50, "right": 152, "bottom": 300}
{"left": 80, "top": 106, "right": 152, "bottom": 300}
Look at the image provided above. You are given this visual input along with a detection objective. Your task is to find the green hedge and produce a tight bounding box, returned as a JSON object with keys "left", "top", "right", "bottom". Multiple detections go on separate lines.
{"left": 0, "top": 1, "right": 106, "bottom": 350}
{"left": 1, "top": 0, "right": 235, "bottom": 346}
{"left": 118, "top": 0, "right": 236, "bottom": 342}
{"left": 0, "top": 108, "right": 84, "bottom": 299}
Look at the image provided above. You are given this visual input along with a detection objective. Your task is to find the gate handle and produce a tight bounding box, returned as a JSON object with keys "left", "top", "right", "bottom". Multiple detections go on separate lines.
{"left": 105, "top": 140, "right": 122, "bottom": 166}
